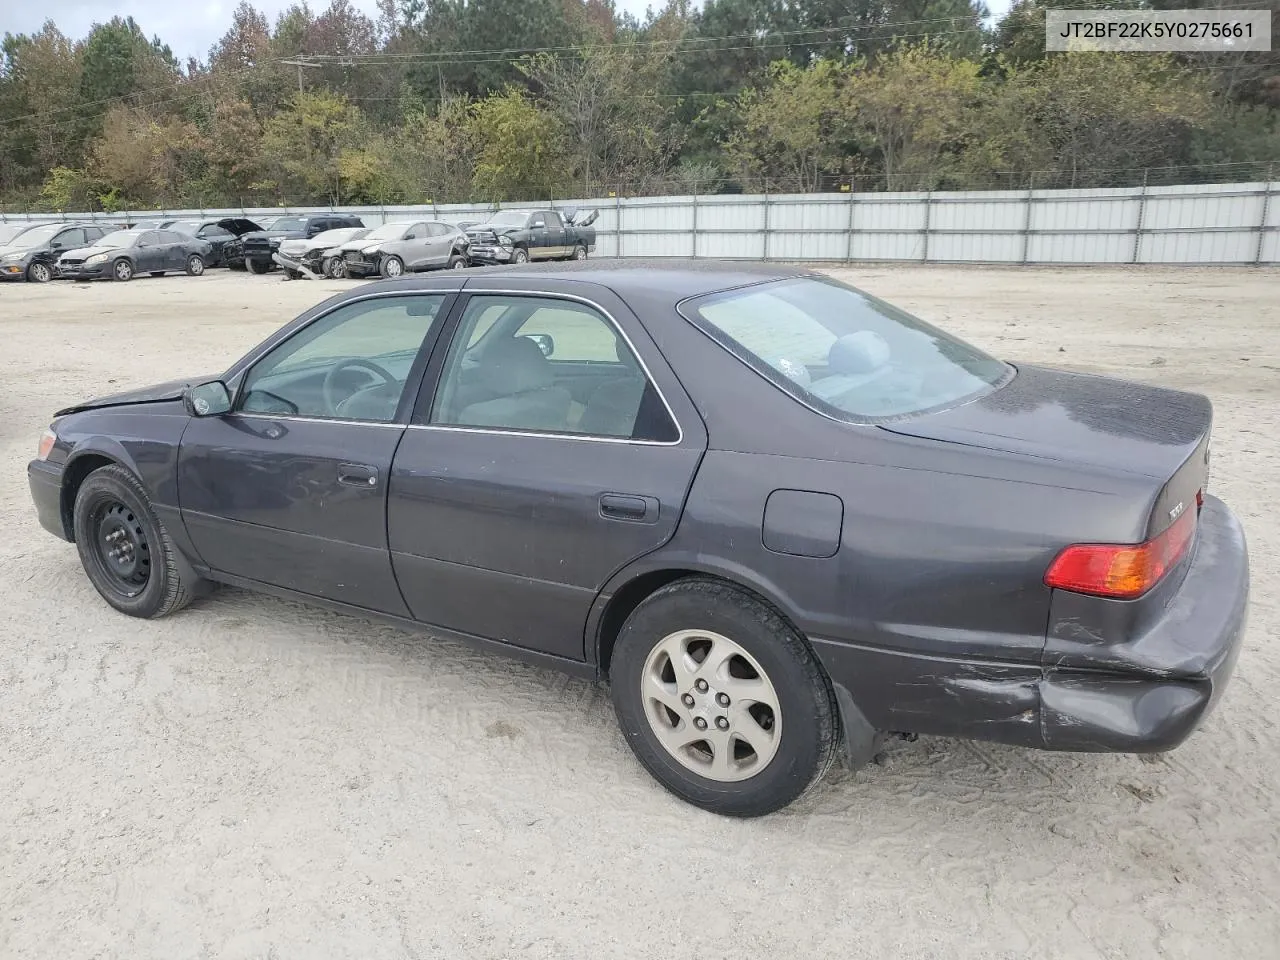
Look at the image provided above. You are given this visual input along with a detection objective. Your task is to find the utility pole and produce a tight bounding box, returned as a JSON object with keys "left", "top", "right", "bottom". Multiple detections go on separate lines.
{"left": 280, "top": 57, "right": 322, "bottom": 93}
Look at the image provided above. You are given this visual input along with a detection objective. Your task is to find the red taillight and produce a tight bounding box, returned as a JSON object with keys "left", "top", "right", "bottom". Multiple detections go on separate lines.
{"left": 1044, "top": 502, "right": 1198, "bottom": 599}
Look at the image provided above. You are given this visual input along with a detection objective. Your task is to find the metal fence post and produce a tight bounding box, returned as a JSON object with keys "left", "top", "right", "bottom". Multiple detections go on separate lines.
{"left": 762, "top": 190, "right": 771, "bottom": 261}
{"left": 1132, "top": 169, "right": 1149, "bottom": 264}
{"left": 1021, "top": 173, "right": 1035, "bottom": 264}
{"left": 845, "top": 186, "right": 856, "bottom": 263}
{"left": 691, "top": 182, "right": 699, "bottom": 259}
{"left": 614, "top": 190, "right": 622, "bottom": 258}
{"left": 921, "top": 190, "right": 932, "bottom": 262}
{"left": 1256, "top": 163, "right": 1274, "bottom": 265}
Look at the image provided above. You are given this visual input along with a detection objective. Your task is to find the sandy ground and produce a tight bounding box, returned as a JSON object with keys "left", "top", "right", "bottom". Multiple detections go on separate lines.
{"left": 1, "top": 264, "right": 1278, "bottom": 959}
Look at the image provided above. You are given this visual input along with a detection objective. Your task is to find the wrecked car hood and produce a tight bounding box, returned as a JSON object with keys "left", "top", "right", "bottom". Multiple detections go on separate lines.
{"left": 55, "top": 376, "right": 209, "bottom": 416}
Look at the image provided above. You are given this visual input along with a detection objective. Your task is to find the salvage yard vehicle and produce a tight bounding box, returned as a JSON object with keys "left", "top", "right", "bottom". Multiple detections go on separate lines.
{"left": 335, "top": 220, "right": 471, "bottom": 277}
{"left": 1, "top": 222, "right": 108, "bottom": 282}
{"left": 26, "top": 261, "right": 1249, "bottom": 818}
{"left": 233, "top": 213, "right": 365, "bottom": 274}
{"left": 0, "top": 221, "right": 46, "bottom": 247}
{"left": 274, "top": 226, "right": 371, "bottom": 279}
{"left": 466, "top": 208, "right": 597, "bottom": 265}
{"left": 56, "top": 228, "right": 213, "bottom": 281}
{"left": 166, "top": 218, "right": 264, "bottom": 268}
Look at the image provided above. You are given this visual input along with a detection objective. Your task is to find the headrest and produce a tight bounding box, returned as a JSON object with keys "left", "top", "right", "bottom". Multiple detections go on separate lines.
{"left": 480, "top": 336, "right": 555, "bottom": 394}
{"left": 828, "top": 332, "right": 890, "bottom": 375}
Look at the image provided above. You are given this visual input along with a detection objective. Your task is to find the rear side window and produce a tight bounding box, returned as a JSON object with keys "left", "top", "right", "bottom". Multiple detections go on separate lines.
{"left": 681, "top": 276, "right": 1011, "bottom": 422}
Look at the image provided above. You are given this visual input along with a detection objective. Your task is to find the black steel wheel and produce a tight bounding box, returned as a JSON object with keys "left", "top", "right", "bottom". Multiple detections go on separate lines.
{"left": 72, "top": 464, "right": 203, "bottom": 618}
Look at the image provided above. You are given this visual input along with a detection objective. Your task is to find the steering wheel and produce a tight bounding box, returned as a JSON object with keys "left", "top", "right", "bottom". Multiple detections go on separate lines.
{"left": 322, "top": 358, "right": 398, "bottom": 415}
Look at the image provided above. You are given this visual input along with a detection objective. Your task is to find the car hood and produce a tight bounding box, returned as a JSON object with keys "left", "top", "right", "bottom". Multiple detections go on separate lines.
{"left": 59, "top": 244, "right": 125, "bottom": 259}
{"left": 277, "top": 238, "right": 319, "bottom": 255}
{"left": 469, "top": 223, "right": 520, "bottom": 237}
{"left": 0, "top": 245, "right": 40, "bottom": 258}
{"left": 337, "top": 239, "right": 394, "bottom": 253}
{"left": 882, "top": 363, "right": 1212, "bottom": 480}
{"left": 241, "top": 229, "right": 303, "bottom": 241}
{"left": 55, "top": 376, "right": 210, "bottom": 416}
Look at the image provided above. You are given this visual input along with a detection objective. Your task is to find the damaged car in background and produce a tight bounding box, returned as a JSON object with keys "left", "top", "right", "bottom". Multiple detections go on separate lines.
{"left": 231, "top": 213, "right": 366, "bottom": 274}
{"left": 25, "top": 262, "right": 1249, "bottom": 818}
{"left": 466, "top": 207, "right": 597, "bottom": 265}
{"left": 274, "top": 226, "right": 371, "bottom": 280}
{"left": 334, "top": 219, "right": 470, "bottom": 278}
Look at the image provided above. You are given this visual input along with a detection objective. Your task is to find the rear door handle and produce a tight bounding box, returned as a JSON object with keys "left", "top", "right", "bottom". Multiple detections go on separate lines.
{"left": 338, "top": 462, "right": 379, "bottom": 488}
{"left": 599, "top": 493, "right": 659, "bottom": 524}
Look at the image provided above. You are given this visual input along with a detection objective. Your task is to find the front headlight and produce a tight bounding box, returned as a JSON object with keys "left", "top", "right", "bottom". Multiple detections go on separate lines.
{"left": 498, "top": 235, "right": 513, "bottom": 247}
{"left": 1, "top": 252, "right": 27, "bottom": 263}
{"left": 85, "top": 253, "right": 108, "bottom": 265}
{"left": 37, "top": 428, "right": 56, "bottom": 461}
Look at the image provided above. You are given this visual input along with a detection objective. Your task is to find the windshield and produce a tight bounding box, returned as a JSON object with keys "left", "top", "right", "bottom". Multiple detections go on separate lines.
{"left": 98, "top": 230, "right": 143, "bottom": 248}
{"left": 3, "top": 223, "right": 62, "bottom": 249}
{"left": 366, "top": 222, "right": 411, "bottom": 241}
{"left": 488, "top": 212, "right": 528, "bottom": 227}
{"left": 270, "top": 217, "right": 306, "bottom": 232}
{"left": 168, "top": 221, "right": 202, "bottom": 235}
{"left": 683, "top": 276, "right": 1011, "bottom": 422}
{"left": 0, "top": 223, "right": 37, "bottom": 245}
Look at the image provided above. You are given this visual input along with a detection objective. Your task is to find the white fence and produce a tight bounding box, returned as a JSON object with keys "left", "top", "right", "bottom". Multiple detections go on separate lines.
{"left": 5, "top": 180, "right": 1277, "bottom": 265}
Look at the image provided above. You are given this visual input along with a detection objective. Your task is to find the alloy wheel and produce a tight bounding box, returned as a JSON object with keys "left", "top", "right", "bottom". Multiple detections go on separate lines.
{"left": 640, "top": 629, "right": 782, "bottom": 782}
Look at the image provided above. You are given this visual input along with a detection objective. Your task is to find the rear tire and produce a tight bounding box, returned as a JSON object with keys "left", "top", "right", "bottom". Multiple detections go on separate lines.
{"left": 72, "top": 464, "right": 202, "bottom": 619}
{"left": 571, "top": 244, "right": 587, "bottom": 261}
{"left": 610, "top": 578, "right": 840, "bottom": 817}
{"left": 112, "top": 259, "right": 134, "bottom": 282}
{"left": 185, "top": 254, "right": 205, "bottom": 276}
{"left": 247, "top": 258, "right": 269, "bottom": 275}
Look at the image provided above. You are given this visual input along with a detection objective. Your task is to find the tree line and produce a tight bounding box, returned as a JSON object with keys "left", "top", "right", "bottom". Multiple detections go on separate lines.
{"left": 1, "top": 0, "right": 1277, "bottom": 212}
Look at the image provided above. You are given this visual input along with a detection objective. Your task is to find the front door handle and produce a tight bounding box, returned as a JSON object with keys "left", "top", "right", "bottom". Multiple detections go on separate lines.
{"left": 599, "top": 493, "right": 659, "bottom": 524}
{"left": 338, "top": 462, "right": 379, "bottom": 488}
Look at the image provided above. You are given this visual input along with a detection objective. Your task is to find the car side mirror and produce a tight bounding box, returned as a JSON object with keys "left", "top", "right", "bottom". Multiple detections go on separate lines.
{"left": 524, "top": 333, "right": 555, "bottom": 358}
{"left": 184, "top": 380, "right": 232, "bottom": 417}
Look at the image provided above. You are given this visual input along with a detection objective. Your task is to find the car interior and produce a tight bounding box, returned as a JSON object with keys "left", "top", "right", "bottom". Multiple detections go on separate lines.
{"left": 433, "top": 299, "right": 679, "bottom": 441}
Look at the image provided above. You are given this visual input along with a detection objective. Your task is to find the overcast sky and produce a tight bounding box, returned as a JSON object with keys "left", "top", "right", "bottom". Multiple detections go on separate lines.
{"left": 2, "top": 0, "right": 1012, "bottom": 65}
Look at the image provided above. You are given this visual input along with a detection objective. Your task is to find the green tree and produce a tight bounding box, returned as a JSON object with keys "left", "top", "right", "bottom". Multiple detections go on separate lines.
{"left": 725, "top": 59, "right": 848, "bottom": 192}
{"left": 468, "top": 86, "right": 566, "bottom": 200}
{"left": 259, "top": 90, "right": 363, "bottom": 202}
{"left": 844, "top": 45, "right": 987, "bottom": 189}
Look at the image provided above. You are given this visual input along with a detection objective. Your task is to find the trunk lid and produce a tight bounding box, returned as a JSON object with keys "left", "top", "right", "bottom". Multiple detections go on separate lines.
{"left": 885, "top": 364, "right": 1212, "bottom": 536}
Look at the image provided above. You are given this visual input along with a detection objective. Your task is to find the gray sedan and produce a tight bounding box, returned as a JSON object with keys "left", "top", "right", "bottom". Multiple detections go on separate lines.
{"left": 25, "top": 261, "right": 1248, "bottom": 817}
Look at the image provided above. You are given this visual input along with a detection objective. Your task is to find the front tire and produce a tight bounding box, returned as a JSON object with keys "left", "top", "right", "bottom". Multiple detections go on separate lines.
{"left": 27, "top": 261, "right": 54, "bottom": 283}
{"left": 512, "top": 247, "right": 529, "bottom": 265}
{"left": 247, "top": 258, "right": 270, "bottom": 275}
{"left": 72, "top": 464, "right": 201, "bottom": 619}
{"left": 449, "top": 254, "right": 468, "bottom": 270}
{"left": 112, "top": 259, "right": 134, "bottom": 282}
{"left": 185, "top": 254, "right": 205, "bottom": 276}
{"left": 380, "top": 255, "right": 405, "bottom": 278}
{"left": 610, "top": 578, "right": 839, "bottom": 817}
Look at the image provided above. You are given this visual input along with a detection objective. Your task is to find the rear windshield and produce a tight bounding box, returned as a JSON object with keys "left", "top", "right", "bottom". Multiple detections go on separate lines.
{"left": 270, "top": 217, "right": 306, "bottom": 232}
{"left": 682, "top": 276, "right": 1010, "bottom": 422}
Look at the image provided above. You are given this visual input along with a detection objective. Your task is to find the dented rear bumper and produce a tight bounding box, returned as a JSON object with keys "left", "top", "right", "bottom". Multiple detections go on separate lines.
{"left": 813, "top": 495, "right": 1249, "bottom": 755}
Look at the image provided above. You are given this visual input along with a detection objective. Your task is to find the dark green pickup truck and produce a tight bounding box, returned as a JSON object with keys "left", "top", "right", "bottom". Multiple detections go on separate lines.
{"left": 464, "top": 208, "right": 598, "bottom": 265}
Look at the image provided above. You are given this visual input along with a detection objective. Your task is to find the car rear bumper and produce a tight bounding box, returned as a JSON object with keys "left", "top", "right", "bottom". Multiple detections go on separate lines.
{"left": 812, "top": 494, "right": 1249, "bottom": 755}
{"left": 28, "top": 459, "right": 69, "bottom": 540}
